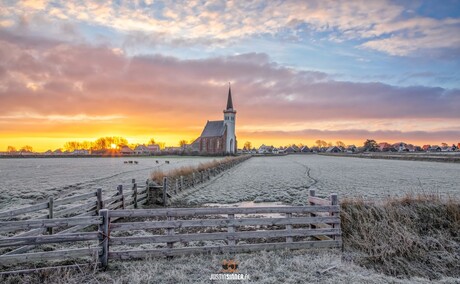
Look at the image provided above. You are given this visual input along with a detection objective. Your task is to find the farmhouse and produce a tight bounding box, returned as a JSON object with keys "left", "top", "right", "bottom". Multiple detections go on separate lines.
{"left": 326, "top": 146, "right": 341, "bottom": 153}
{"left": 190, "top": 85, "right": 237, "bottom": 155}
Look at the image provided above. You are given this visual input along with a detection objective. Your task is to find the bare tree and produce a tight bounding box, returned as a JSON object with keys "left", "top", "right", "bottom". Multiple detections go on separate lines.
{"left": 336, "top": 141, "right": 346, "bottom": 148}
{"left": 244, "top": 141, "right": 252, "bottom": 151}
{"left": 6, "top": 146, "right": 16, "bottom": 152}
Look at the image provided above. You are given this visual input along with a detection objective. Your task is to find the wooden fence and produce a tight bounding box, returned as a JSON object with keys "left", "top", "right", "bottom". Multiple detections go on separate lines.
{"left": 150, "top": 155, "right": 252, "bottom": 206}
{"left": 0, "top": 179, "right": 149, "bottom": 257}
{"left": 0, "top": 194, "right": 341, "bottom": 270}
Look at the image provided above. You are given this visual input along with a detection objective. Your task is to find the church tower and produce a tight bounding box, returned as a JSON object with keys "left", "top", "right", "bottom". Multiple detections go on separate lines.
{"left": 223, "top": 83, "right": 237, "bottom": 154}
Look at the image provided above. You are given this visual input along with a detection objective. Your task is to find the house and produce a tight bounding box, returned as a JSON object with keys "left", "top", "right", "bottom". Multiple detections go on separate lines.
{"left": 378, "top": 142, "right": 393, "bottom": 152}
{"left": 134, "top": 145, "right": 150, "bottom": 155}
{"left": 326, "top": 146, "right": 341, "bottom": 153}
{"left": 272, "top": 147, "right": 279, "bottom": 154}
{"left": 72, "top": 149, "right": 89, "bottom": 155}
{"left": 284, "top": 146, "right": 295, "bottom": 153}
{"left": 190, "top": 85, "right": 237, "bottom": 155}
{"left": 429, "top": 146, "right": 442, "bottom": 152}
{"left": 345, "top": 145, "right": 356, "bottom": 153}
{"left": 120, "top": 146, "right": 134, "bottom": 155}
{"left": 393, "top": 142, "right": 408, "bottom": 152}
{"left": 422, "top": 145, "right": 431, "bottom": 152}
{"left": 441, "top": 145, "right": 455, "bottom": 152}
{"left": 258, "top": 144, "right": 269, "bottom": 154}
{"left": 147, "top": 144, "right": 160, "bottom": 153}
{"left": 300, "top": 146, "right": 310, "bottom": 153}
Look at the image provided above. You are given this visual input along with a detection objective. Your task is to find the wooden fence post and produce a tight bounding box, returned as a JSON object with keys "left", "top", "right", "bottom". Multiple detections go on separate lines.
{"left": 286, "top": 213, "right": 292, "bottom": 243}
{"left": 330, "top": 193, "right": 342, "bottom": 244}
{"left": 48, "top": 197, "right": 53, "bottom": 235}
{"left": 309, "top": 189, "right": 316, "bottom": 229}
{"left": 117, "top": 185, "right": 125, "bottom": 209}
{"left": 192, "top": 173, "right": 195, "bottom": 187}
{"left": 146, "top": 179, "right": 150, "bottom": 204}
{"left": 98, "top": 209, "right": 109, "bottom": 268}
{"left": 227, "top": 214, "right": 236, "bottom": 246}
{"left": 162, "top": 177, "right": 168, "bottom": 207}
{"left": 167, "top": 215, "right": 174, "bottom": 249}
{"left": 97, "top": 188, "right": 103, "bottom": 213}
{"left": 175, "top": 178, "right": 178, "bottom": 194}
{"left": 132, "top": 179, "right": 138, "bottom": 209}
{"left": 180, "top": 176, "right": 184, "bottom": 191}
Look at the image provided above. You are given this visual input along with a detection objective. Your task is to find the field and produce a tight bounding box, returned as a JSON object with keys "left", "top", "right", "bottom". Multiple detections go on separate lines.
{"left": 177, "top": 154, "right": 460, "bottom": 205}
{"left": 0, "top": 156, "right": 222, "bottom": 210}
{"left": 1, "top": 154, "right": 459, "bottom": 283}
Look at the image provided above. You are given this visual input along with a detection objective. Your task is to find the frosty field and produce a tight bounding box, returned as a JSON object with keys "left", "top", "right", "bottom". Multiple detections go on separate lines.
{"left": 178, "top": 154, "right": 460, "bottom": 205}
{"left": 0, "top": 156, "right": 221, "bottom": 210}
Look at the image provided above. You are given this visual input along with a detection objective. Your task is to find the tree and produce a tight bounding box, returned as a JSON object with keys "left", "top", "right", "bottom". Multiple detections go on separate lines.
{"left": 336, "top": 141, "right": 346, "bottom": 148}
{"left": 315, "top": 140, "right": 327, "bottom": 148}
{"left": 243, "top": 141, "right": 252, "bottom": 151}
{"left": 20, "top": 145, "right": 33, "bottom": 152}
{"left": 179, "top": 140, "right": 188, "bottom": 148}
{"left": 157, "top": 142, "right": 166, "bottom": 150}
{"left": 93, "top": 137, "right": 128, "bottom": 150}
{"left": 363, "top": 139, "right": 378, "bottom": 152}
{"left": 6, "top": 146, "right": 16, "bottom": 152}
{"left": 148, "top": 138, "right": 156, "bottom": 145}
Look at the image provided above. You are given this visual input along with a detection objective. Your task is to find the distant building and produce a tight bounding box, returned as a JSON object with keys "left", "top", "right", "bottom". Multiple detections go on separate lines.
{"left": 326, "top": 146, "right": 341, "bottom": 153}
{"left": 300, "top": 146, "right": 310, "bottom": 153}
{"left": 120, "top": 146, "right": 134, "bottom": 155}
{"left": 422, "top": 145, "right": 431, "bottom": 152}
{"left": 191, "top": 85, "right": 237, "bottom": 155}
{"left": 134, "top": 145, "right": 150, "bottom": 155}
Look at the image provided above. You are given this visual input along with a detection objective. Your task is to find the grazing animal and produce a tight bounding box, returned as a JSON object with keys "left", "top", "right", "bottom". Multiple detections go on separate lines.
{"left": 165, "top": 161, "right": 170, "bottom": 164}
{"left": 134, "top": 161, "right": 138, "bottom": 164}
{"left": 156, "top": 160, "right": 159, "bottom": 164}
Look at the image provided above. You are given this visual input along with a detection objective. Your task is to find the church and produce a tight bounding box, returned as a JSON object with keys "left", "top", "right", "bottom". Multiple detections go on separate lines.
{"left": 190, "top": 85, "right": 237, "bottom": 155}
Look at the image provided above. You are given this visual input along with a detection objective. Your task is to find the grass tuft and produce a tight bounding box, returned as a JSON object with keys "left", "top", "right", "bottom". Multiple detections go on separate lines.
{"left": 341, "top": 194, "right": 460, "bottom": 279}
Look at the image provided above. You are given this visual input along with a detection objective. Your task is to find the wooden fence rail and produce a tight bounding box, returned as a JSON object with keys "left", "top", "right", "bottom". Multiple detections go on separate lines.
{"left": 0, "top": 189, "right": 340, "bottom": 272}
{"left": 149, "top": 155, "right": 252, "bottom": 206}
{"left": 0, "top": 179, "right": 149, "bottom": 258}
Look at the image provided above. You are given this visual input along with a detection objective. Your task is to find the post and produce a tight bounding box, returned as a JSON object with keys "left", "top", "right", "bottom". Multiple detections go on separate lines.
{"left": 175, "top": 178, "right": 178, "bottom": 194}
{"left": 286, "top": 213, "right": 292, "bottom": 243}
{"left": 309, "top": 189, "right": 316, "bottom": 229}
{"left": 192, "top": 173, "right": 195, "bottom": 187}
{"left": 132, "top": 180, "right": 138, "bottom": 209}
{"left": 48, "top": 197, "right": 54, "bottom": 235}
{"left": 99, "top": 209, "right": 109, "bottom": 268}
{"left": 97, "top": 188, "right": 103, "bottom": 213}
{"left": 118, "top": 185, "right": 125, "bottom": 209}
{"left": 180, "top": 176, "right": 184, "bottom": 191}
{"left": 146, "top": 179, "right": 150, "bottom": 204}
{"left": 227, "top": 214, "right": 236, "bottom": 246}
{"left": 200, "top": 171, "right": 204, "bottom": 183}
{"left": 330, "top": 193, "right": 342, "bottom": 243}
{"left": 162, "top": 177, "right": 168, "bottom": 207}
{"left": 167, "top": 215, "right": 174, "bottom": 249}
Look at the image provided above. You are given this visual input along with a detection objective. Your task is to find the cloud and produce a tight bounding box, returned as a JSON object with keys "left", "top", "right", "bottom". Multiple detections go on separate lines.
{"left": 2, "top": 0, "right": 459, "bottom": 56}
{"left": 0, "top": 30, "right": 459, "bottom": 144}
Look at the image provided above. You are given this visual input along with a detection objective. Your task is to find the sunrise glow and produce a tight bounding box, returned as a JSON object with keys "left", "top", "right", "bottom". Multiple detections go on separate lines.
{"left": 0, "top": 1, "right": 459, "bottom": 152}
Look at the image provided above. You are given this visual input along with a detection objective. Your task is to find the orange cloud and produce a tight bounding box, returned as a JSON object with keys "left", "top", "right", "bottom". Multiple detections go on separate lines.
{"left": 0, "top": 30, "right": 459, "bottom": 151}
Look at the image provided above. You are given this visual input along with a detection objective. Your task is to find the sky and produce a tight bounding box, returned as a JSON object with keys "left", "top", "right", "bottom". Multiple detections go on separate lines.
{"left": 0, "top": 0, "right": 459, "bottom": 151}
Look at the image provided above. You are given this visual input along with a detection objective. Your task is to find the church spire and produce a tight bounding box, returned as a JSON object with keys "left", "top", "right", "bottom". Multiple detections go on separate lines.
{"left": 226, "top": 82, "right": 233, "bottom": 110}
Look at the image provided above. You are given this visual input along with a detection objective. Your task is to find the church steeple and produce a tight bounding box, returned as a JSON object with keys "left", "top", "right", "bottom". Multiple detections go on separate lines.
{"left": 226, "top": 83, "right": 233, "bottom": 110}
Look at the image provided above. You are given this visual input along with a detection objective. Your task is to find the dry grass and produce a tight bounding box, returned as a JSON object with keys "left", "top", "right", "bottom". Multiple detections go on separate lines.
{"left": 341, "top": 194, "right": 460, "bottom": 280}
{"left": 150, "top": 156, "right": 248, "bottom": 184}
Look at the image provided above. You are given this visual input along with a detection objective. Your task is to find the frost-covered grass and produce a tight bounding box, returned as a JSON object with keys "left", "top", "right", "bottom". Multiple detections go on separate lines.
{"left": 177, "top": 155, "right": 460, "bottom": 205}
{"left": 0, "top": 156, "right": 222, "bottom": 210}
{"left": 3, "top": 249, "right": 459, "bottom": 284}
{"left": 341, "top": 194, "right": 460, "bottom": 280}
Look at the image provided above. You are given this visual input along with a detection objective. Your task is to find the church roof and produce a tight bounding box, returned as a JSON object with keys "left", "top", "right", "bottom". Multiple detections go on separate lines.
{"left": 200, "top": 120, "right": 226, "bottom": 137}
{"left": 226, "top": 85, "right": 233, "bottom": 110}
